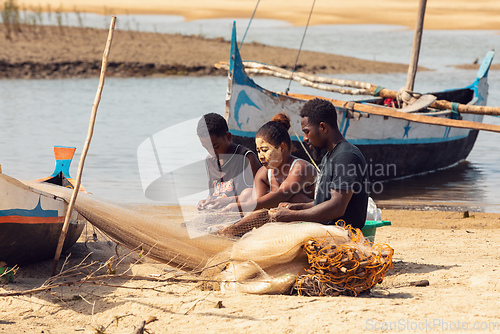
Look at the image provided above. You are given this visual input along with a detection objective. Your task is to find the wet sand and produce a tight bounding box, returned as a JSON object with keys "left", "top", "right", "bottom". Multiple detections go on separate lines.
{"left": 0, "top": 23, "right": 413, "bottom": 79}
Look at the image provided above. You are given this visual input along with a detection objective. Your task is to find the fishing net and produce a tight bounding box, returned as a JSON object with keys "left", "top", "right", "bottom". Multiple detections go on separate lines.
{"left": 25, "top": 181, "right": 393, "bottom": 296}
{"left": 294, "top": 224, "right": 393, "bottom": 297}
{"left": 185, "top": 208, "right": 271, "bottom": 237}
{"left": 25, "top": 181, "right": 233, "bottom": 271}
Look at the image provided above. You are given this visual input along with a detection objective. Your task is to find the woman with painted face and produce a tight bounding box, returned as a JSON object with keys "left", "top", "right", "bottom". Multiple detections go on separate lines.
{"left": 223, "top": 113, "right": 317, "bottom": 213}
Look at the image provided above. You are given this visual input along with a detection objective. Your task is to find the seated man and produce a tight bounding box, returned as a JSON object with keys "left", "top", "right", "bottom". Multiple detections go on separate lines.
{"left": 271, "top": 98, "right": 369, "bottom": 230}
{"left": 196, "top": 113, "right": 261, "bottom": 211}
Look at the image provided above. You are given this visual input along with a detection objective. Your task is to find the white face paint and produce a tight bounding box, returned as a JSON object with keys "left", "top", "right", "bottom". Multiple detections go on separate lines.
{"left": 256, "top": 137, "right": 283, "bottom": 169}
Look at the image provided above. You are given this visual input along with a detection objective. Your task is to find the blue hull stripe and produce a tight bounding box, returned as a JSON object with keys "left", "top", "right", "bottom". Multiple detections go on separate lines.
{"left": 230, "top": 129, "right": 469, "bottom": 145}
{"left": 0, "top": 197, "right": 59, "bottom": 218}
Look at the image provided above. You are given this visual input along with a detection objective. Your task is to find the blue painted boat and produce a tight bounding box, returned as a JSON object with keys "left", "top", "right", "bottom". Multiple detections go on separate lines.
{"left": 0, "top": 147, "right": 85, "bottom": 265}
{"left": 225, "top": 24, "right": 495, "bottom": 182}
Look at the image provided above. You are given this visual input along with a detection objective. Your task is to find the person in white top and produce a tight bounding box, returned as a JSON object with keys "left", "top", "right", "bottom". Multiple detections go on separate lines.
{"left": 221, "top": 112, "right": 317, "bottom": 213}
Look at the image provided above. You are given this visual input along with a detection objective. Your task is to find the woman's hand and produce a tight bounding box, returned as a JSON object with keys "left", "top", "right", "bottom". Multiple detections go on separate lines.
{"left": 221, "top": 202, "right": 240, "bottom": 213}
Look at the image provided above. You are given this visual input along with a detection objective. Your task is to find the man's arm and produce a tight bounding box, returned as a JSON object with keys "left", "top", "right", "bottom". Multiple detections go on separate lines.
{"left": 279, "top": 201, "right": 314, "bottom": 210}
{"left": 271, "top": 188, "right": 352, "bottom": 223}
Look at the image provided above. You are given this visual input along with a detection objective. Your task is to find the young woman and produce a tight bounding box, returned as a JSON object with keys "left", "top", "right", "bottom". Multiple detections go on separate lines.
{"left": 223, "top": 113, "right": 317, "bottom": 213}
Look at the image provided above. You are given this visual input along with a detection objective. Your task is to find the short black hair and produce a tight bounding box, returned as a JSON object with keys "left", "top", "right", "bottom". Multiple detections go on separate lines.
{"left": 197, "top": 113, "right": 228, "bottom": 137}
{"left": 299, "top": 98, "right": 338, "bottom": 128}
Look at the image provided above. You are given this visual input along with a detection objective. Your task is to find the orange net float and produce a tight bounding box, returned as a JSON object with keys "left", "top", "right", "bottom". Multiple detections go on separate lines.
{"left": 295, "top": 221, "right": 393, "bottom": 297}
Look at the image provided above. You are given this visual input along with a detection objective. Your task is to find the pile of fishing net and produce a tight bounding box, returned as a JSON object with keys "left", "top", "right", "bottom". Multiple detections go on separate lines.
{"left": 214, "top": 220, "right": 393, "bottom": 296}
{"left": 295, "top": 227, "right": 393, "bottom": 296}
{"left": 25, "top": 181, "right": 393, "bottom": 297}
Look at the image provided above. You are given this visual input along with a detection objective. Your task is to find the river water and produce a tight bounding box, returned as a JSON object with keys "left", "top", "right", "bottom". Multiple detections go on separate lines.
{"left": 0, "top": 15, "right": 499, "bottom": 212}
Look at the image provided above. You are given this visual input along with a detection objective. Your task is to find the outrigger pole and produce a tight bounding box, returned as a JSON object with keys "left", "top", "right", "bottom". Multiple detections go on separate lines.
{"left": 287, "top": 92, "right": 500, "bottom": 134}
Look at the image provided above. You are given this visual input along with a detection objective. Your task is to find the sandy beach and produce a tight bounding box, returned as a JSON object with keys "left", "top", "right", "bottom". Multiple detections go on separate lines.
{"left": 1, "top": 210, "right": 499, "bottom": 333}
{"left": 15, "top": 0, "right": 500, "bottom": 30}
{"left": 1, "top": 1, "right": 500, "bottom": 333}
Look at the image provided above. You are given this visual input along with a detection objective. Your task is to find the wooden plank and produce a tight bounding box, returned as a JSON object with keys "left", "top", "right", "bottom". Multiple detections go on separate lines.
{"left": 399, "top": 94, "right": 436, "bottom": 112}
{"left": 288, "top": 93, "right": 500, "bottom": 134}
{"left": 346, "top": 101, "right": 500, "bottom": 133}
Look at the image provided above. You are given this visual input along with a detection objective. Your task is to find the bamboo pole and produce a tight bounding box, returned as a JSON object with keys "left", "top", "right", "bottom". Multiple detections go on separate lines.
{"left": 216, "top": 61, "right": 373, "bottom": 91}
{"left": 288, "top": 93, "right": 500, "bottom": 134}
{"left": 405, "top": 0, "right": 427, "bottom": 93}
{"left": 52, "top": 16, "right": 116, "bottom": 275}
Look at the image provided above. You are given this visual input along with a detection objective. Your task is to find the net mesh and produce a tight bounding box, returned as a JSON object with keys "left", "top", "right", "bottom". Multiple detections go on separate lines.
{"left": 295, "top": 224, "right": 394, "bottom": 296}
{"left": 26, "top": 181, "right": 393, "bottom": 296}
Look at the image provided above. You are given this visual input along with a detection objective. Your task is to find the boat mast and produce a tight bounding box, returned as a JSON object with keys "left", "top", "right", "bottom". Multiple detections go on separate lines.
{"left": 404, "top": 0, "right": 427, "bottom": 101}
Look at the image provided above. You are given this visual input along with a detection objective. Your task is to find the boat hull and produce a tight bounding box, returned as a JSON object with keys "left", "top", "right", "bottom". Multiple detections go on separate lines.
{"left": 0, "top": 220, "right": 84, "bottom": 265}
{"left": 225, "top": 24, "right": 493, "bottom": 182}
{"left": 0, "top": 174, "right": 85, "bottom": 265}
{"left": 233, "top": 128, "right": 478, "bottom": 182}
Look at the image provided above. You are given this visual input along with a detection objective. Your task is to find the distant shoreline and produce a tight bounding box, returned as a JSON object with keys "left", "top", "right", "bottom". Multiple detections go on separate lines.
{"left": 0, "top": 23, "right": 416, "bottom": 79}
{"left": 14, "top": 0, "right": 500, "bottom": 30}
{"left": 1, "top": 22, "right": 498, "bottom": 80}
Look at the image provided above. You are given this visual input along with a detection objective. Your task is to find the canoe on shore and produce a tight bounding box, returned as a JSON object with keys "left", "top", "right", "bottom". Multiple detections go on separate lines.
{"left": 0, "top": 147, "right": 86, "bottom": 266}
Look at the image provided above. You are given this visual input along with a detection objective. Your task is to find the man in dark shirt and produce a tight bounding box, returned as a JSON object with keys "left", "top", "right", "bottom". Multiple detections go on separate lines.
{"left": 271, "top": 98, "right": 368, "bottom": 229}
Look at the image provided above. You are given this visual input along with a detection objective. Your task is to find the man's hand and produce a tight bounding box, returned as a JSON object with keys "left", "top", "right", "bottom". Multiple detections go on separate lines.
{"left": 278, "top": 201, "right": 313, "bottom": 211}
{"left": 269, "top": 206, "right": 294, "bottom": 222}
{"left": 278, "top": 202, "right": 301, "bottom": 210}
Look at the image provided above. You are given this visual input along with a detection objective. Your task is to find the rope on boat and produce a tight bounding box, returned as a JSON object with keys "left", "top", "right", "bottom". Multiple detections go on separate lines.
{"left": 396, "top": 87, "right": 424, "bottom": 107}
{"left": 239, "top": 0, "right": 261, "bottom": 49}
{"left": 373, "top": 86, "right": 385, "bottom": 96}
{"left": 286, "top": 0, "right": 316, "bottom": 95}
{"left": 291, "top": 126, "right": 320, "bottom": 172}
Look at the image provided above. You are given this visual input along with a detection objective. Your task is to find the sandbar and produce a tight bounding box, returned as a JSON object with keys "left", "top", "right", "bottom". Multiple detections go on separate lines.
{"left": 17, "top": 0, "right": 500, "bottom": 30}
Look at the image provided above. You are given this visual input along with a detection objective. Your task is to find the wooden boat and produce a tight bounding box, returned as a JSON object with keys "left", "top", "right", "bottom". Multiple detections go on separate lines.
{"left": 0, "top": 146, "right": 86, "bottom": 265}
{"left": 224, "top": 24, "right": 495, "bottom": 182}
{"left": 34, "top": 146, "right": 86, "bottom": 192}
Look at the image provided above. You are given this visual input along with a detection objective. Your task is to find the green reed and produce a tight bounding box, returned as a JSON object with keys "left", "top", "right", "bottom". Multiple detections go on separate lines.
{"left": 1, "top": 0, "right": 21, "bottom": 39}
